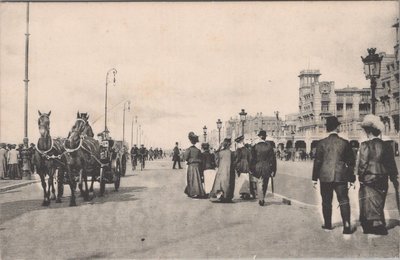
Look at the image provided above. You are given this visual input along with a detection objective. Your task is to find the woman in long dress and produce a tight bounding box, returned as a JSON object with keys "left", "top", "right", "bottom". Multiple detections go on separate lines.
{"left": 201, "top": 143, "right": 216, "bottom": 195}
{"left": 184, "top": 132, "right": 206, "bottom": 198}
{"left": 234, "top": 136, "right": 253, "bottom": 199}
{"left": 210, "top": 138, "right": 235, "bottom": 203}
{"left": 357, "top": 114, "right": 399, "bottom": 235}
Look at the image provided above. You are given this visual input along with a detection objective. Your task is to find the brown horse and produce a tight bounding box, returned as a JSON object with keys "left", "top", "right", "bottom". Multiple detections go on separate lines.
{"left": 64, "top": 112, "right": 100, "bottom": 206}
{"left": 32, "top": 111, "right": 67, "bottom": 206}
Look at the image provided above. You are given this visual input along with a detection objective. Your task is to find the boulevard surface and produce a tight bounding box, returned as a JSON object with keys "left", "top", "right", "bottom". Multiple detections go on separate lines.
{"left": 0, "top": 159, "right": 399, "bottom": 259}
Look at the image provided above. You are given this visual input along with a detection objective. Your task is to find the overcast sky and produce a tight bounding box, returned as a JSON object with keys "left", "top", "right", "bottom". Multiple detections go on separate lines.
{"left": 0, "top": 1, "right": 398, "bottom": 148}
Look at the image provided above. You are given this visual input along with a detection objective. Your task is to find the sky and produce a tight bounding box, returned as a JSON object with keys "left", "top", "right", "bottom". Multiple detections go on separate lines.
{"left": 0, "top": 1, "right": 398, "bottom": 148}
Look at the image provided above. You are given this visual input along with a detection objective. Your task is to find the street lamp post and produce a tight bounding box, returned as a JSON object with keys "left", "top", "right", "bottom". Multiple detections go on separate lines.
{"left": 361, "top": 48, "right": 383, "bottom": 115}
{"left": 291, "top": 130, "right": 295, "bottom": 161}
{"left": 104, "top": 68, "right": 117, "bottom": 134}
{"left": 239, "top": 109, "right": 247, "bottom": 136}
{"left": 274, "top": 111, "right": 280, "bottom": 139}
{"left": 20, "top": 3, "right": 32, "bottom": 180}
{"left": 122, "top": 101, "right": 130, "bottom": 145}
{"left": 216, "top": 119, "right": 222, "bottom": 144}
{"left": 203, "top": 125, "right": 207, "bottom": 143}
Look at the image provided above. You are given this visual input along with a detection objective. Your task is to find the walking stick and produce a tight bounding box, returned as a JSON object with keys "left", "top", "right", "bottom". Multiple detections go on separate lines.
{"left": 270, "top": 175, "right": 274, "bottom": 194}
{"left": 394, "top": 182, "right": 400, "bottom": 215}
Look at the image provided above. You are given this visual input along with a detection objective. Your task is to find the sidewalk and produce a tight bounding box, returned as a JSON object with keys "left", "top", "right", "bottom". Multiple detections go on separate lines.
{"left": 0, "top": 175, "right": 40, "bottom": 192}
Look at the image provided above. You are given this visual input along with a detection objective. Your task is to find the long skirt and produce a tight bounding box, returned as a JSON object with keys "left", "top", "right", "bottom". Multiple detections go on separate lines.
{"left": 359, "top": 180, "right": 388, "bottom": 230}
{"left": 8, "top": 164, "right": 20, "bottom": 179}
{"left": 210, "top": 170, "right": 235, "bottom": 202}
{"left": 235, "top": 173, "right": 251, "bottom": 198}
{"left": 184, "top": 164, "right": 206, "bottom": 198}
{"left": 203, "top": 169, "right": 216, "bottom": 194}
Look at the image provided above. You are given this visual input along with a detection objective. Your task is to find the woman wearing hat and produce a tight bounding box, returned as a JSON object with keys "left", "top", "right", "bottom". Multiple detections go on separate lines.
{"left": 234, "top": 135, "right": 253, "bottom": 200}
{"left": 0, "top": 143, "right": 7, "bottom": 179}
{"left": 7, "top": 144, "right": 20, "bottom": 179}
{"left": 184, "top": 132, "right": 206, "bottom": 198}
{"left": 210, "top": 138, "right": 235, "bottom": 203}
{"left": 357, "top": 114, "right": 399, "bottom": 235}
{"left": 201, "top": 143, "right": 216, "bottom": 195}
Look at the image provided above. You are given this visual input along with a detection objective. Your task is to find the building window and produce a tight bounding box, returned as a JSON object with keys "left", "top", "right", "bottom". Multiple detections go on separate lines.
{"left": 321, "top": 101, "right": 329, "bottom": 112}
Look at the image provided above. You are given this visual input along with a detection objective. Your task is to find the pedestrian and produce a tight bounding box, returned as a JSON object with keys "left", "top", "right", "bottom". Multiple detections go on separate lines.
{"left": 234, "top": 136, "right": 254, "bottom": 200}
{"left": 250, "top": 130, "right": 277, "bottom": 206}
{"left": 312, "top": 116, "right": 355, "bottom": 234}
{"left": 0, "top": 143, "right": 7, "bottom": 179}
{"left": 201, "top": 142, "right": 216, "bottom": 195}
{"left": 139, "top": 145, "right": 146, "bottom": 170}
{"left": 357, "top": 114, "right": 399, "bottom": 235}
{"left": 184, "top": 132, "right": 206, "bottom": 198}
{"left": 130, "top": 144, "right": 139, "bottom": 170}
{"left": 172, "top": 142, "right": 182, "bottom": 169}
{"left": 210, "top": 138, "right": 235, "bottom": 203}
{"left": 7, "top": 144, "right": 21, "bottom": 179}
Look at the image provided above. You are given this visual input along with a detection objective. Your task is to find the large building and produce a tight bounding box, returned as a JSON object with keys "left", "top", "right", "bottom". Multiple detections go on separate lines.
{"left": 376, "top": 19, "right": 399, "bottom": 135}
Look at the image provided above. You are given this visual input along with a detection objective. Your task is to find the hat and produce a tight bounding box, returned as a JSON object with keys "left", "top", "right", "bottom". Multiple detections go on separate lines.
{"left": 257, "top": 130, "right": 267, "bottom": 137}
{"left": 234, "top": 135, "right": 244, "bottom": 143}
{"left": 325, "top": 116, "right": 341, "bottom": 132}
{"left": 360, "top": 114, "right": 384, "bottom": 132}
{"left": 201, "top": 143, "right": 210, "bottom": 150}
{"left": 188, "top": 132, "right": 199, "bottom": 143}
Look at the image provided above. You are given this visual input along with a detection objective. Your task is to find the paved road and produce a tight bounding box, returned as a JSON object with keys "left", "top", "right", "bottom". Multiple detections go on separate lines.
{"left": 0, "top": 159, "right": 399, "bottom": 259}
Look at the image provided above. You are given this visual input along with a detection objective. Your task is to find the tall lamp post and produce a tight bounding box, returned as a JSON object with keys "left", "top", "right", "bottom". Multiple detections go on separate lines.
{"left": 361, "top": 48, "right": 382, "bottom": 115}
{"left": 21, "top": 3, "right": 31, "bottom": 180}
{"left": 216, "top": 119, "right": 222, "bottom": 144}
{"left": 239, "top": 109, "right": 247, "bottom": 136}
{"left": 203, "top": 125, "right": 207, "bottom": 142}
{"left": 274, "top": 111, "right": 280, "bottom": 138}
{"left": 122, "top": 101, "right": 130, "bottom": 145}
{"left": 291, "top": 130, "right": 295, "bottom": 161}
{"left": 104, "top": 68, "right": 117, "bottom": 135}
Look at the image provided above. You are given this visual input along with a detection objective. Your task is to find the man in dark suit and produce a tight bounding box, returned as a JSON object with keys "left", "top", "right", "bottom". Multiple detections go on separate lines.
{"left": 172, "top": 142, "right": 182, "bottom": 169}
{"left": 251, "top": 130, "right": 277, "bottom": 206}
{"left": 312, "top": 116, "right": 355, "bottom": 234}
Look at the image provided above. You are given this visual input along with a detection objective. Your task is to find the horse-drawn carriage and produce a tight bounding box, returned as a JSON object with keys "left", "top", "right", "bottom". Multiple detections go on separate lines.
{"left": 98, "top": 138, "right": 121, "bottom": 195}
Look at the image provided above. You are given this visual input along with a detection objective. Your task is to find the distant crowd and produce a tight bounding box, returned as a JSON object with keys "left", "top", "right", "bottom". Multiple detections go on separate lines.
{"left": 0, "top": 143, "right": 36, "bottom": 180}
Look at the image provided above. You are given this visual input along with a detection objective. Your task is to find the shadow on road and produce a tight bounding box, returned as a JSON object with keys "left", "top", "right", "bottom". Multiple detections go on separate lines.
{"left": 0, "top": 186, "right": 146, "bottom": 225}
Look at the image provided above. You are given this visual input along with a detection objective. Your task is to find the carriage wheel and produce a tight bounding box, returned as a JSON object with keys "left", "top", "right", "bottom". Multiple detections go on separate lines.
{"left": 99, "top": 167, "right": 106, "bottom": 197}
{"left": 114, "top": 160, "right": 121, "bottom": 191}
{"left": 121, "top": 155, "right": 127, "bottom": 177}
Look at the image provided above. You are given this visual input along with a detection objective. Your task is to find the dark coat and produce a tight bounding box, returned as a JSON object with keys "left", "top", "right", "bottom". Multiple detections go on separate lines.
{"left": 184, "top": 146, "right": 202, "bottom": 165}
{"left": 357, "top": 138, "right": 398, "bottom": 184}
{"left": 312, "top": 133, "right": 355, "bottom": 183}
{"left": 202, "top": 151, "right": 216, "bottom": 170}
{"left": 173, "top": 146, "right": 180, "bottom": 161}
{"left": 235, "top": 146, "right": 252, "bottom": 174}
{"left": 250, "top": 140, "right": 277, "bottom": 178}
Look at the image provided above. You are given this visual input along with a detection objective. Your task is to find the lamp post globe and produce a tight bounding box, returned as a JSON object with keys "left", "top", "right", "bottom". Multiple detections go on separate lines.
{"left": 361, "top": 48, "right": 383, "bottom": 115}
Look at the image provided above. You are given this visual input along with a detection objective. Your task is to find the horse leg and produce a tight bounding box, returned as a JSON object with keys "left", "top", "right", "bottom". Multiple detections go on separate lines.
{"left": 89, "top": 175, "right": 95, "bottom": 193}
{"left": 49, "top": 169, "right": 56, "bottom": 200}
{"left": 68, "top": 169, "right": 77, "bottom": 207}
{"left": 56, "top": 168, "right": 63, "bottom": 203}
{"left": 83, "top": 172, "right": 90, "bottom": 201}
{"left": 39, "top": 172, "right": 49, "bottom": 206}
{"left": 78, "top": 169, "right": 84, "bottom": 197}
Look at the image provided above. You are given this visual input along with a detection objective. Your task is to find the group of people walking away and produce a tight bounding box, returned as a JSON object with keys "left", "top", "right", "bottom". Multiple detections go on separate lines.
{"left": 183, "top": 130, "right": 277, "bottom": 206}
{"left": 312, "top": 115, "right": 399, "bottom": 235}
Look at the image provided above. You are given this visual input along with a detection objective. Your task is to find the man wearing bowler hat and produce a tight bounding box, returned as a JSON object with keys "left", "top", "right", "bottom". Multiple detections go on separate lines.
{"left": 250, "top": 130, "right": 277, "bottom": 206}
{"left": 312, "top": 116, "right": 355, "bottom": 234}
